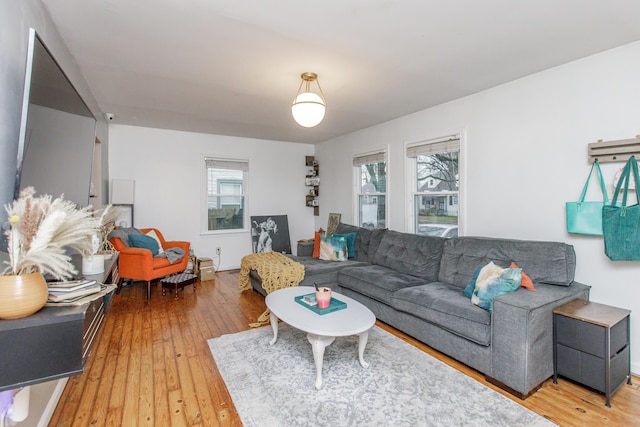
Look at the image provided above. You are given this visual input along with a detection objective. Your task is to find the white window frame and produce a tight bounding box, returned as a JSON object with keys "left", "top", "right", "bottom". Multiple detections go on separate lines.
{"left": 202, "top": 156, "right": 250, "bottom": 234}
{"left": 405, "top": 134, "right": 464, "bottom": 235}
{"left": 353, "top": 148, "right": 388, "bottom": 229}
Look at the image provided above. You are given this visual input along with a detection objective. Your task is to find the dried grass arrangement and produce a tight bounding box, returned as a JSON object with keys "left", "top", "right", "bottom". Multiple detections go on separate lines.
{"left": 3, "top": 187, "right": 100, "bottom": 279}
{"left": 95, "top": 204, "right": 127, "bottom": 254}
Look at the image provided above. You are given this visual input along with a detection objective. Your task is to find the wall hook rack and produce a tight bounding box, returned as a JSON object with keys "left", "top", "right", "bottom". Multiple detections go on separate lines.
{"left": 588, "top": 135, "right": 640, "bottom": 163}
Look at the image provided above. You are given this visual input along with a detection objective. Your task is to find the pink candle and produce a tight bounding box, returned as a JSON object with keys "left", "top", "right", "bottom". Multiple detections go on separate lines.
{"left": 315, "top": 288, "right": 332, "bottom": 309}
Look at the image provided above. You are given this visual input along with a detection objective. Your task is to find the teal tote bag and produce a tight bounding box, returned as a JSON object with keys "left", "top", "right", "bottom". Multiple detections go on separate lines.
{"left": 603, "top": 156, "right": 640, "bottom": 261}
{"left": 566, "top": 160, "right": 609, "bottom": 235}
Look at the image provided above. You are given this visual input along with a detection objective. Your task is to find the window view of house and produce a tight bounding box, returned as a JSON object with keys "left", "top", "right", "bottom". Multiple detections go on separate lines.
{"left": 354, "top": 151, "right": 386, "bottom": 229}
{"left": 409, "top": 138, "right": 460, "bottom": 238}
{"left": 205, "top": 158, "right": 247, "bottom": 231}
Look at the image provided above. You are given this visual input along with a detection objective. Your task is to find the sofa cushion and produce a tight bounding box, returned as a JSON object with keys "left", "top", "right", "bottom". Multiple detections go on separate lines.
{"left": 338, "top": 265, "right": 427, "bottom": 305}
{"left": 393, "top": 283, "right": 492, "bottom": 346}
{"left": 335, "top": 223, "right": 386, "bottom": 263}
{"left": 438, "top": 236, "right": 577, "bottom": 289}
{"left": 371, "top": 230, "right": 444, "bottom": 280}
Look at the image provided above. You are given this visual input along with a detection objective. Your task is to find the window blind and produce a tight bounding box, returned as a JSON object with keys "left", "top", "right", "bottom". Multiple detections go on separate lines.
{"left": 205, "top": 158, "right": 249, "bottom": 171}
{"left": 353, "top": 151, "right": 386, "bottom": 167}
{"left": 406, "top": 138, "right": 460, "bottom": 158}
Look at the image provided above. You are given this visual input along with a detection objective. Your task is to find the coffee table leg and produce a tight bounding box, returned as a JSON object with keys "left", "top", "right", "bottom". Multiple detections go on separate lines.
{"left": 307, "top": 334, "right": 335, "bottom": 390}
{"left": 269, "top": 312, "right": 279, "bottom": 346}
{"left": 358, "top": 330, "right": 370, "bottom": 368}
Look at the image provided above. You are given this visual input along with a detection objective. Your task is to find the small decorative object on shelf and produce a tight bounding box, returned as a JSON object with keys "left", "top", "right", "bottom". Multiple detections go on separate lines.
{"left": 0, "top": 187, "right": 101, "bottom": 319}
{"left": 305, "top": 156, "right": 320, "bottom": 216}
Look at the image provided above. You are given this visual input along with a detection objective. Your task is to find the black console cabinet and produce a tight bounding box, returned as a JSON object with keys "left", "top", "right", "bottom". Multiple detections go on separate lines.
{"left": 0, "top": 254, "right": 118, "bottom": 392}
{"left": 553, "top": 299, "right": 631, "bottom": 407}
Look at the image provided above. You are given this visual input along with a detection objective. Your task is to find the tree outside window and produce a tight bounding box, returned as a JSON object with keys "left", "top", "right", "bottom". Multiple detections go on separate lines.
{"left": 408, "top": 139, "right": 460, "bottom": 238}
{"left": 354, "top": 151, "right": 386, "bottom": 229}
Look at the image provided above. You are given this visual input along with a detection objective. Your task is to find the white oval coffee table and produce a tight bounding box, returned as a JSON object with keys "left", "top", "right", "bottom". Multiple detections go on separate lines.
{"left": 265, "top": 286, "right": 376, "bottom": 389}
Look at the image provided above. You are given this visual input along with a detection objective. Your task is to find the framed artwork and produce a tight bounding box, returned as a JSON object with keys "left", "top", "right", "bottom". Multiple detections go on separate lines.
{"left": 327, "top": 213, "right": 341, "bottom": 236}
{"left": 250, "top": 215, "right": 292, "bottom": 254}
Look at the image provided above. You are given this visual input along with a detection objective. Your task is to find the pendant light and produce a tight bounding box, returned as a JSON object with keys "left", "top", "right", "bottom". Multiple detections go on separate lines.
{"left": 291, "top": 72, "right": 326, "bottom": 127}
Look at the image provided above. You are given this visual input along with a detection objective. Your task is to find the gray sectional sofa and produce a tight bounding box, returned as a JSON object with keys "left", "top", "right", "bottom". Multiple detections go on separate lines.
{"left": 249, "top": 223, "right": 590, "bottom": 397}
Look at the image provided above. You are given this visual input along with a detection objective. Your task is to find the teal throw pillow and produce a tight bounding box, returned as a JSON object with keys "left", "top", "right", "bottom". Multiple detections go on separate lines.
{"left": 463, "top": 266, "right": 482, "bottom": 298}
{"left": 470, "top": 262, "right": 522, "bottom": 312}
{"left": 333, "top": 232, "right": 357, "bottom": 258}
{"left": 128, "top": 233, "right": 160, "bottom": 256}
{"left": 319, "top": 235, "right": 348, "bottom": 261}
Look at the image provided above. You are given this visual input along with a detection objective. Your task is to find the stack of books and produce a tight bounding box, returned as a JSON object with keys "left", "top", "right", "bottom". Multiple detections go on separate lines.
{"left": 47, "top": 279, "right": 101, "bottom": 303}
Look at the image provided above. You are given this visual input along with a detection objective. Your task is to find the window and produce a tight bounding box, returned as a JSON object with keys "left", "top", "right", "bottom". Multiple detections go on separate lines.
{"left": 354, "top": 151, "right": 386, "bottom": 229}
{"left": 205, "top": 158, "right": 248, "bottom": 231}
{"left": 407, "top": 138, "right": 459, "bottom": 238}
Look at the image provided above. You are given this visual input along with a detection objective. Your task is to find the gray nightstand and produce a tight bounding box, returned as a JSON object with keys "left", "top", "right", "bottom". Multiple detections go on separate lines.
{"left": 553, "top": 299, "right": 631, "bottom": 407}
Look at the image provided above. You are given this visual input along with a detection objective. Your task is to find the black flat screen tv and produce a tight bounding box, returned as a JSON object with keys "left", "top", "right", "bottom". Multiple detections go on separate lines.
{"left": 14, "top": 28, "right": 96, "bottom": 208}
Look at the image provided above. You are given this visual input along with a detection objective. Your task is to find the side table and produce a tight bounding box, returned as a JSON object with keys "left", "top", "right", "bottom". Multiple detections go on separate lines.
{"left": 297, "top": 240, "right": 314, "bottom": 257}
{"left": 553, "top": 299, "right": 631, "bottom": 407}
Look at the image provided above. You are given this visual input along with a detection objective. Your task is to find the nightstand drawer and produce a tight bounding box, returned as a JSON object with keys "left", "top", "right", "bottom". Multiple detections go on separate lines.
{"left": 556, "top": 343, "right": 630, "bottom": 393}
{"left": 555, "top": 314, "right": 628, "bottom": 357}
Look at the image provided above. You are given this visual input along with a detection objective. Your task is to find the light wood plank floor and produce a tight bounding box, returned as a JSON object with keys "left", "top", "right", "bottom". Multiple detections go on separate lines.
{"left": 50, "top": 270, "right": 640, "bottom": 426}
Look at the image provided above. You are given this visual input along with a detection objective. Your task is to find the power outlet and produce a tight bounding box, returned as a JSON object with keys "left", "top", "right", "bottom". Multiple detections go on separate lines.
{"left": 216, "top": 247, "right": 221, "bottom": 255}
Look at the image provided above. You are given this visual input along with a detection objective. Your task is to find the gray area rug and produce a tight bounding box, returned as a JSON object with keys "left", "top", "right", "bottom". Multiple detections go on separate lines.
{"left": 208, "top": 324, "right": 555, "bottom": 427}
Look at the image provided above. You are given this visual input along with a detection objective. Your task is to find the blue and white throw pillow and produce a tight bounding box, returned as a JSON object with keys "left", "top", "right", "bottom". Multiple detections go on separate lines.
{"left": 319, "top": 235, "right": 348, "bottom": 261}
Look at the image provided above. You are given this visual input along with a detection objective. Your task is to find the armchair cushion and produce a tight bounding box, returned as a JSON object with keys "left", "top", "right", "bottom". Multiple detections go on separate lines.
{"left": 128, "top": 234, "right": 160, "bottom": 256}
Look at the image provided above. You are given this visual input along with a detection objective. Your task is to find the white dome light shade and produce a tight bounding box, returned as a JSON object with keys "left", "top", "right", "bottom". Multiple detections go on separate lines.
{"left": 292, "top": 92, "right": 326, "bottom": 127}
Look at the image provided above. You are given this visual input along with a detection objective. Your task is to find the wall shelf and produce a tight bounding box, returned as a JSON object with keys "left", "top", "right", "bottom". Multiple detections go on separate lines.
{"left": 305, "top": 156, "right": 319, "bottom": 216}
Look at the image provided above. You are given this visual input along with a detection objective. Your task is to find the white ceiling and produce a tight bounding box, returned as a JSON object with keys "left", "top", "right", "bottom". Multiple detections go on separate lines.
{"left": 41, "top": 0, "right": 640, "bottom": 144}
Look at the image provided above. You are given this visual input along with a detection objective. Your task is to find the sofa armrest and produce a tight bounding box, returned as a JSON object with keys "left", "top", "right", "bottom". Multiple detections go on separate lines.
{"left": 490, "top": 281, "right": 590, "bottom": 395}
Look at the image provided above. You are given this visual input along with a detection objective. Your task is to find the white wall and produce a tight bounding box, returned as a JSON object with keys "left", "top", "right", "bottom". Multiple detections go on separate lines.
{"left": 315, "top": 40, "right": 640, "bottom": 374}
{"left": 108, "top": 125, "right": 315, "bottom": 270}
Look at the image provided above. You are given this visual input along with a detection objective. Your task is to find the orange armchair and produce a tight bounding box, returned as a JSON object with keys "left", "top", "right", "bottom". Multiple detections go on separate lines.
{"left": 110, "top": 228, "right": 190, "bottom": 299}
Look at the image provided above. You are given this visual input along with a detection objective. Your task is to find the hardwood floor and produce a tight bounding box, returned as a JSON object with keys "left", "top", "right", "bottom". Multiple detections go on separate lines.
{"left": 50, "top": 270, "right": 640, "bottom": 426}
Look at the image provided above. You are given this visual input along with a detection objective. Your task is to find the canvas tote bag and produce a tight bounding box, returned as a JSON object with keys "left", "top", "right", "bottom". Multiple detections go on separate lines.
{"left": 566, "top": 160, "right": 609, "bottom": 235}
{"left": 603, "top": 156, "right": 640, "bottom": 261}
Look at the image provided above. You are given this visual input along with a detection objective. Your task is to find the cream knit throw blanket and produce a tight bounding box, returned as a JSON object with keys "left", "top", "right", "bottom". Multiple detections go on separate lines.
{"left": 239, "top": 252, "right": 305, "bottom": 326}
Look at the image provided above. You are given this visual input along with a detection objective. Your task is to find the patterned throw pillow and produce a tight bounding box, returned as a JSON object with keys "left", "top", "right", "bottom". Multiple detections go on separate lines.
{"left": 319, "top": 235, "right": 348, "bottom": 261}
{"left": 145, "top": 229, "right": 165, "bottom": 255}
{"left": 332, "top": 232, "right": 357, "bottom": 258}
{"left": 470, "top": 262, "right": 522, "bottom": 312}
{"left": 509, "top": 262, "right": 536, "bottom": 291}
{"left": 463, "top": 266, "right": 483, "bottom": 298}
